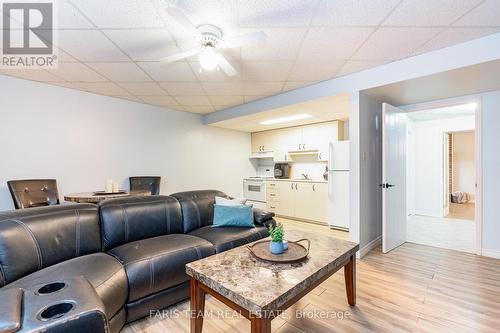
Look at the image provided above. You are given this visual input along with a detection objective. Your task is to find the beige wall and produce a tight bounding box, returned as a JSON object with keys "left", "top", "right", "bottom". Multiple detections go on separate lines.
{"left": 452, "top": 131, "right": 475, "bottom": 201}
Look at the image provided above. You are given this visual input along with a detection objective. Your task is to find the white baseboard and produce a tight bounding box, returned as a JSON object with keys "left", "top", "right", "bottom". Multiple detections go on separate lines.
{"left": 481, "top": 248, "right": 500, "bottom": 259}
{"left": 357, "top": 236, "right": 381, "bottom": 259}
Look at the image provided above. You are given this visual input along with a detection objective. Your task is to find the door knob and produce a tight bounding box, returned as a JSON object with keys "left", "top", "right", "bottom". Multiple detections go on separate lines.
{"left": 379, "top": 183, "right": 395, "bottom": 188}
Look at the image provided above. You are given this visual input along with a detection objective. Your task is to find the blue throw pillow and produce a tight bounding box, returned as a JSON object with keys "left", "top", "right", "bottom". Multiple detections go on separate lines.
{"left": 212, "top": 204, "right": 255, "bottom": 228}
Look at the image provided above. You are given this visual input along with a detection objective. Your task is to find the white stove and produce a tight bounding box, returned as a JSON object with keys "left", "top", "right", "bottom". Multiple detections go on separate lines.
{"left": 243, "top": 167, "right": 274, "bottom": 207}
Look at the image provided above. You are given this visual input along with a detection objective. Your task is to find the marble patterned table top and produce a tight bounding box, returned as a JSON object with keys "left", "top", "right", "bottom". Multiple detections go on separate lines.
{"left": 64, "top": 190, "right": 150, "bottom": 203}
{"left": 186, "top": 229, "right": 359, "bottom": 314}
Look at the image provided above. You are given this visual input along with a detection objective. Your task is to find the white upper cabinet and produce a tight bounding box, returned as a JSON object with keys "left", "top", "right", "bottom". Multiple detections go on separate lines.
{"left": 251, "top": 121, "right": 344, "bottom": 161}
{"left": 251, "top": 130, "right": 276, "bottom": 153}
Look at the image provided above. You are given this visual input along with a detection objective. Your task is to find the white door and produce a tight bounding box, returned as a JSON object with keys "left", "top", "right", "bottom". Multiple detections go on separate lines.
{"left": 382, "top": 103, "right": 408, "bottom": 253}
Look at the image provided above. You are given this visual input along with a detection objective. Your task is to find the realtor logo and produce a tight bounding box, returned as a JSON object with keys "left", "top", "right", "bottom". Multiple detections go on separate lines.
{"left": 1, "top": 1, "right": 58, "bottom": 68}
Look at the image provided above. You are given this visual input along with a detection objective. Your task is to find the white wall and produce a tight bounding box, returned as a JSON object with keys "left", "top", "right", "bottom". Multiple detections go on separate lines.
{"left": 358, "top": 92, "right": 383, "bottom": 253}
{"left": 0, "top": 76, "right": 254, "bottom": 211}
{"left": 452, "top": 131, "right": 475, "bottom": 201}
{"left": 410, "top": 116, "right": 474, "bottom": 217}
{"left": 480, "top": 91, "right": 500, "bottom": 258}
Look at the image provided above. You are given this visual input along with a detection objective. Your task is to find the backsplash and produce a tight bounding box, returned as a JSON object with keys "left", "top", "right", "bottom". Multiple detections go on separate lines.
{"left": 255, "top": 154, "right": 327, "bottom": 180}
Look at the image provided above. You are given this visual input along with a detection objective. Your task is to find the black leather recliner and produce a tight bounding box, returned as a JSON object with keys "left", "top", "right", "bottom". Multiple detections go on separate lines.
{"left": 0, "top": 190, "right": 275, "bottom": 333}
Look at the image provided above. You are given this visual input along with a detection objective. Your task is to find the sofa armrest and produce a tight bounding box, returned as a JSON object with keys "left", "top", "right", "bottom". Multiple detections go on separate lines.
{"left": 0, "top": 288, "right": 22, "bottom": 333}
{"left": 253, "top": 208, "right": 275, "bottom": 227}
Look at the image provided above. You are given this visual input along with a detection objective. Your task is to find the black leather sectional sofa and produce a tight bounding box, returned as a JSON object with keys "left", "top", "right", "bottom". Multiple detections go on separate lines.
{"left": 0, "top": 190, "right": 275, "bottom": 333}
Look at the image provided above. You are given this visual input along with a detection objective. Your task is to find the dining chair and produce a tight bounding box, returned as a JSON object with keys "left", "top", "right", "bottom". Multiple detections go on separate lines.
{"left": 7, "top": 179, "right": 60, "bottom": 209}
{"left": 129, "top": 176, "right": 161, "bottom": 195}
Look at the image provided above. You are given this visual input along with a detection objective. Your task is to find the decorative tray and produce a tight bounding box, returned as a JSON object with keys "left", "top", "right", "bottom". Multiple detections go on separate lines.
{"left": 93, "top": 190, "right": 127, "bottom": 195}
{"left": 247, "top": 239, "right": 310, "bottom": 264}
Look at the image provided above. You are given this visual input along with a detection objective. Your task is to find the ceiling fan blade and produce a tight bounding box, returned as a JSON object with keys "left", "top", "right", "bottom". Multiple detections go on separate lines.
{"left": 223, "top": 31, "right": 267, "bottom": 49}
{"left": 165, "top": 7, "right": 201, "bottom": 37}
{"left": 160, "top": 48, "right": 202, "bottom": 66}
{"left": 218, "top": 56, "right": 238, "bottom": 77}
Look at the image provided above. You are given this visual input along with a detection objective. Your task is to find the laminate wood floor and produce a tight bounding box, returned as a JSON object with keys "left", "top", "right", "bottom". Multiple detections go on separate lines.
{"left": 123, "top": 219, "right": 500, "bottom": 333}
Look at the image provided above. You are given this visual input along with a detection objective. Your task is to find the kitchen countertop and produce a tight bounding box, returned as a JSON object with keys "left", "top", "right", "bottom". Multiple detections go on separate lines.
{"left": 267, "top": 178, "right": 327, "bottom": 183}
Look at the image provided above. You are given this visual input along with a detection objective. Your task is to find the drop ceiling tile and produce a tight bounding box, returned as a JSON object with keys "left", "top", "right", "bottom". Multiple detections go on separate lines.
{"left": 313, "top": 0, "right": 400, "bottom": 26}
{"left": 336, "top": 60, "right": 387, "bottom": 77}
{"left": 297, "top": 27, "right": 374, "bottom": 60}
{"left": 138, "top": 62, "right": 197, "bottom": 81}
{"left": 282, "top": 81, "right": 315, "bottom": 92}
{"left": 240, "top": 28, "right": 306, "bottom": 61}
{"left": 352, "top": 27, "right": 441, "bottom": 61}
{"left": 288, "top": 60, "right": 345, "bottom": 81}
{"left": 117, "top": 82, "right": 166, "bottom": 95}
{"left": 414, "top": 27, "right": 500, "bottom": 54}
{"left": 48, "top": 82, "right": 80, "bottom": 89}
{"left": 161, "top": 0, "right": 239, "bottom": 40}
{"left": 103, "top": 29, "right": 181, "bottom": 62}
{"left": 244, "top": 95, "right": 267, "bottom": 103}
{"left": 115, "top": 95, "right": 144, "bottom": 103}
{"left": 86, "top": 63, "right": 152, "bottom": 82}
{"left": 190, "top": 61, "right": 242, "bottom": 82}
{"left": 57, "top": 0, "right": 95, "bottom": 28}
{"left": 74, "top": 82, "right": 130, "bottom": 96}
{"left": 454, "top": 0, "right": 500, "bottom": 26}
{"left": 70, "top": 0, "right": 163, "bottom": 28}
{"left": 182, "top": 105, "right": 216, "bottom": 114}
{"left": 242, "top": 82, "right": 283, "bottom": 95}
{"left": 57, "top": 30, "right": 129, "bottom": 62}
{"left": 47, "top": 63, "right": 108, "bottom": 82}
{"left": 174, "top": 95, "right": 211, "bottom": 106}
{"left": 201, "top": 82, "right": 243, "bottom": 95}
{"left": 159, "top": 82, "right": 205, "bottom": 95}
{"left": 0, "top": 69, "right": 65, "bottom": 82}
{"left": 57, "top": 49, "right": 79, "bottom": 63}
{"left": 383, "top": 0, "right": 483, "bottom": 26}
{"left": 242, "top": 61, "right": 293, "bottom": 82}
{"left": 208, "top": 95, "right": 244, "bottom": 106}
{"left": 139, "top": 95, "right": 179, "bottom": 107}
{"left": 239, "top": 0, "right": 317, "bottom": 27}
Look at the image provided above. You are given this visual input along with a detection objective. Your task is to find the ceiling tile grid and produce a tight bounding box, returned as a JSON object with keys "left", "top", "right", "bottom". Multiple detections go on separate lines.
{"left": 1, "top": 0, "right": 499, "bottom": 114}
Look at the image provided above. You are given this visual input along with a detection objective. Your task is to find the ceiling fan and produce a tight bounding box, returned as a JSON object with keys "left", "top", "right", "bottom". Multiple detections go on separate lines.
{"left": 161, "top": 7, "right": 267, "bottom": 77}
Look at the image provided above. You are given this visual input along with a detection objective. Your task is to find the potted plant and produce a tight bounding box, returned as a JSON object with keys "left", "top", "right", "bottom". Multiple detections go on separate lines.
{"left": 269, "top": 223, "right": 285, "bottom": 254}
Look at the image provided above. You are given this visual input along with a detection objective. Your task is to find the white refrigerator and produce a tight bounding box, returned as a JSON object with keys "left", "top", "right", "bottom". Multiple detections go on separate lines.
{"left": 328, "top": 141, "right": 350, "bottom": 230}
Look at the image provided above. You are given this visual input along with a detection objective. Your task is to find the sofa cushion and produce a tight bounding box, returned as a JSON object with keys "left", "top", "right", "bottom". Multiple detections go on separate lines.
{"left": 108, "top": 234, "right": 214, "bottom": 302}
{"left": 170, "top": 190, "right": 228, "bottom": 233}
{"left": 0, "top": 204, "right": 101, "bottom": 287}
{"left": 99, "top": 196, "right": 184, "bottom": 251}
{"left": 188, "top": 225, "right": 269, "bottom": 253}
{"left": 4, "top": 253, "right": 127, "bottom": 318}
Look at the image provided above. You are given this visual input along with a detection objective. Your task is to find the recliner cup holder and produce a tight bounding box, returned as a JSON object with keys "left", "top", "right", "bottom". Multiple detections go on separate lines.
{"left": 37, "top": 282, "right": 67, "bottom": 295}
{"left": 38, "top": 302, "right": 75, "bottom": 321}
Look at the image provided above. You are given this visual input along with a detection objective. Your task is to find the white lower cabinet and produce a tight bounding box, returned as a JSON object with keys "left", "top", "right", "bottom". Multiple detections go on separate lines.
{"left": 266, "top": 180, "right": 327, "bottom": 224}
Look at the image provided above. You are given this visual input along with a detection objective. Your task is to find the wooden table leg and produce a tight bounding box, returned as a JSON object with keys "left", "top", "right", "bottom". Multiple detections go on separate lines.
{"left": 190, "top": 278, "right": 206, "bottom": 333}
{"left": 344, "top": 254, "right": 356, "bottom": 306}
{"left": 250, "top": 317, "right": 271, "bottom": 333}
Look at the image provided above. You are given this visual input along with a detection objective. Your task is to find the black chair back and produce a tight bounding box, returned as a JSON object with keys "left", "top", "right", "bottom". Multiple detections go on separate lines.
{"left": 129, "top": 176, "right": 161, "bottom": 195}
{"left": 7, "top": 179, "right": 60, "bottom": 209}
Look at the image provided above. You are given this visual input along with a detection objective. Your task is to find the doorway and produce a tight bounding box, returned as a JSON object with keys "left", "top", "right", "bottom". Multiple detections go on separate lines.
{"left": 382, "top": 100, "right": 481, "bottom": 254}
{"left": 406, "top": 105, "right": 476, "bottom": 253}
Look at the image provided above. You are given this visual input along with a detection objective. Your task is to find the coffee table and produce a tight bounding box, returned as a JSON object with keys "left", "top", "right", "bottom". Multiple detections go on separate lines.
{"left": 185, "top": 229, "right": 359, "bottom": 333}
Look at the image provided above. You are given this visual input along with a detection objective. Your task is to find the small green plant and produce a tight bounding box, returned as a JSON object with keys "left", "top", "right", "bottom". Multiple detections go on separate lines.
{"left": 269, "top": 223, "right": 284, "bottom": 243}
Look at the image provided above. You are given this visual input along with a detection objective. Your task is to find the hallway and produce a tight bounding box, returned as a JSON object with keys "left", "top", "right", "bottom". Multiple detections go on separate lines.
{"left": 407, "top": 215, "right": 475, "bottom": 253}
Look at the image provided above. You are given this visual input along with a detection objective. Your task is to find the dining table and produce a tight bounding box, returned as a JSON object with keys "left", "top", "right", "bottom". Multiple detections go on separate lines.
{"left": 64, "top": 190, "right": 151, "bottom": 203}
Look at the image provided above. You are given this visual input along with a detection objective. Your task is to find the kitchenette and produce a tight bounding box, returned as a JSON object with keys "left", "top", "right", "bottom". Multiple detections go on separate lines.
{"left": 244, "top": 120, "right": 349, "bottom": 230}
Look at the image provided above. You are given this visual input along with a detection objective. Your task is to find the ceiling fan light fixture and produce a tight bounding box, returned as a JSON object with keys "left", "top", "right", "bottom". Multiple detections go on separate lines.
{"left": 198, "top": 48, "right": 220, "bottom": 71}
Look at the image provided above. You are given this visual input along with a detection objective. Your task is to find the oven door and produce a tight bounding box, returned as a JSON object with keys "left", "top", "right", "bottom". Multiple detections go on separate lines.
{"left": 243, "top": 180, "right": 266, "bottom": 202}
